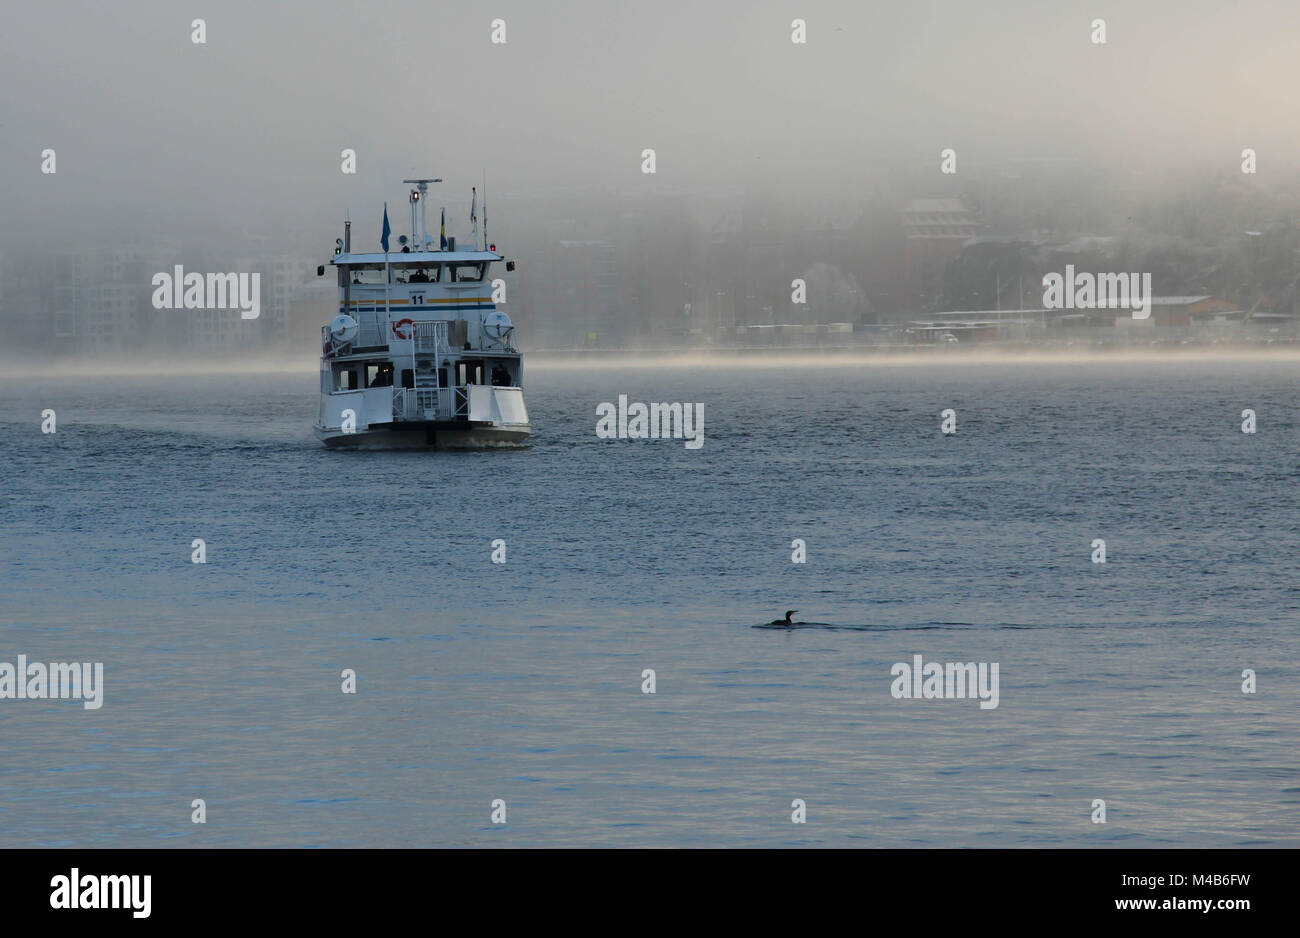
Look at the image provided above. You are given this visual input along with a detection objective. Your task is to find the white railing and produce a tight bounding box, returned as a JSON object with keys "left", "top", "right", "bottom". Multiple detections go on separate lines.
{"left": 329, "top": 315, "right": 451, "bottom": 351}
{"left": 393, "top": 388, "right": 430, "bottom": 420}
{"left": 358, "top": 320, "right": 386, "bottom": 347}
{"left": 392, "top": 388, "right": 413, "bottom": 420}
{"left": 414, "top": 320, "right": 448, "bottom": 354}
{"left": 392, "top": 386, "right": 459, "bottom": 421}
{"left": 415, "top": 388, "right": 438, "bottom": 415}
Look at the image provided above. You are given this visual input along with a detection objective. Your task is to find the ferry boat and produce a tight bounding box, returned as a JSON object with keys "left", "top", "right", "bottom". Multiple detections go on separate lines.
{"left": 313, "top": 177, "right": 530, "bottom": 448}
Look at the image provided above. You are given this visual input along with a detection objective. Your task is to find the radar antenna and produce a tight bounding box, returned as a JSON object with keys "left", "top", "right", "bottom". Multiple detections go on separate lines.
{"left": 402, "top": 177, "right": 442, "bottom": 251}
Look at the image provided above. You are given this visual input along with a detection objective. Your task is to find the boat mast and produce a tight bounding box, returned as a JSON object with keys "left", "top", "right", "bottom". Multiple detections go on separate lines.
{"left": 402, "top": 177, "right": 441, "bottom": 251}
{"left": 383, "top": 202, "right": 392, "bottom": 358}
{"left": 343, "top": 218, "right": 351, "bottom": 331}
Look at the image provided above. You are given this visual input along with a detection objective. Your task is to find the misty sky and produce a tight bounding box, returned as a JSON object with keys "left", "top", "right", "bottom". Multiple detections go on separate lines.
{"left": 2, "top": 0, "right": 1298, "bottom": 246}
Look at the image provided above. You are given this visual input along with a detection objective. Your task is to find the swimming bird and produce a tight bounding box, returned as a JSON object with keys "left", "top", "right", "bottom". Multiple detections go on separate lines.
{"left": 769, "top": 610, "right": 798, "bottom": 625}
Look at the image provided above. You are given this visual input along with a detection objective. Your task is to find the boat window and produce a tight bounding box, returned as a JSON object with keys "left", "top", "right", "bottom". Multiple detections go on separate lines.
{"left": 457, "top": 360, "right": 484, "bottom": 385}
{"left": 348, "top": 265, "right": 388, "bottom": 285}
{"left": 367, "top": 363, "right": 394, "bottom": 387}
{"left": 403, "top": 264, "right": 440, "bottom": 283}
{"left": 336, "top": 367, "right": 359, "bottom": 391}
{"left": 450, "top": 263, "right": 484, "bottom": 282}
{"left": 400, "top": 369, "right": 414, "bottom": 389}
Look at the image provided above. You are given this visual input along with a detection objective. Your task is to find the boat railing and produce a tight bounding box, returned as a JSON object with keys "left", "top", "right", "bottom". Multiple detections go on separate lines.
{"left": 392, "top": 386, "right": 454, "bottom": 421}
{"left": 357, "top": 319, "right": 387, "bottom": 347}
{"left": 414, "top": 388, "right": 439, "bottom": 415}
{"left": 393, "top": 388, "right": 425, "bottom": 420}
{"left": 413, "top": 320, "right": 449, "bottom": 354}
{"left": 323, "top": 317, "right": 450, "bottom": 352}
{"left": 392, "top": 388, "right": 412, "bottom": 420}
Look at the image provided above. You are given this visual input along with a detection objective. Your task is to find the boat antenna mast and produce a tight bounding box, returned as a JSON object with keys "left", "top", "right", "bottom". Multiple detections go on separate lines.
{"left": 402, "top": 177, "right": 442, "bottom": 251}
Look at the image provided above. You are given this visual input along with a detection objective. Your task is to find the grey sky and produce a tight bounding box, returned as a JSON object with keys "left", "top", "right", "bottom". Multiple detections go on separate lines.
{"left": 2, "top": 0, "right": 1298, "bottom": 243}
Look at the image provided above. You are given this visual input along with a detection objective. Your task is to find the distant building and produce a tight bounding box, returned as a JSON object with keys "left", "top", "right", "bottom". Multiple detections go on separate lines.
{"left": 556, "top": 240, "right": 618, "bottom": 341}
{"left": 1, "top": 254, "right": 57, "bottom": 351}
{"left": 1148, "top": 296, "right": 1236, "bottom": 328}
{"left": 50, "top": 249, "right": 154, "bottom": 353}
{"left": 900, "top": 198, "right": 981, "bottom": 312}
{"left": 909, "top": 308, "right": 1050, "bottom": 343}
{"left": 288, "top": 278, "right": 336, "bottom": 348}
{"left": 183, "top": 253, "right": 315, "bottom": 351}
{"left": 263, "top": 256, "right": 318, "bottom": 346}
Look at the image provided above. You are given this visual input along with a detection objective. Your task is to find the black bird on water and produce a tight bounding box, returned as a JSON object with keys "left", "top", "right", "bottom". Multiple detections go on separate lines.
{"left": 769, "top": 610, "right": 799, "bottom": 626}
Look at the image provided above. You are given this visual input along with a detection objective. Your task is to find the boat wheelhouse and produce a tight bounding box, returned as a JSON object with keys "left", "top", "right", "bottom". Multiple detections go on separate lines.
{"left": 313, "top": 178, "right": 530, "bottom": 448}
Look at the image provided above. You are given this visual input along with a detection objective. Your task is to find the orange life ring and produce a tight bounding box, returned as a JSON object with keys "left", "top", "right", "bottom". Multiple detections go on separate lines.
{"left": 392, "top": 318, "right": 414, "bottom": 340}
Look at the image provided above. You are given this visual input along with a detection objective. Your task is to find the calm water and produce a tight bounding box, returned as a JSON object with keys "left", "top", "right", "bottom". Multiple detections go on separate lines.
{"left": 1, "top": 357, "right": 1297, "bottom": 847}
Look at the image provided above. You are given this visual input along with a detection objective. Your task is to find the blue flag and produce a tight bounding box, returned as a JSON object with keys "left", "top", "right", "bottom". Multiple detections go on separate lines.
{"left": 440, "top": 207, "right": 448, "bottom": 250}
{"left": 381, "top": 203, "right": 391, "bottom": 253}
